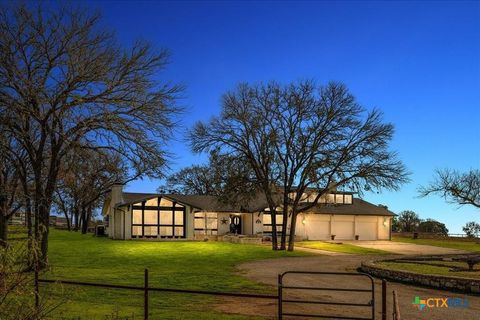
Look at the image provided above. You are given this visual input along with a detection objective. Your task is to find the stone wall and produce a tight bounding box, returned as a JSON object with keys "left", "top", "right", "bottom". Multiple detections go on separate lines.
{"left": 361, "top": 258, "right": 480, "bottom": 294}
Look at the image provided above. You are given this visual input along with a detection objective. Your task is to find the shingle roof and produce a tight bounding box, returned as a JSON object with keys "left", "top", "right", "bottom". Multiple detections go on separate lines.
{"left": 117, "top": 192, "right": 394, "bottom": 216}
{"left": 303, "top": 198, "right": 395, "bottom": 216}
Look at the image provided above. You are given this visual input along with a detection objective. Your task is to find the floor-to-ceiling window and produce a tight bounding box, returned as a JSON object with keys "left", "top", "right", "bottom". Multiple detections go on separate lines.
{"left": 131, "top": 197, "right": 185, "bottom": 238}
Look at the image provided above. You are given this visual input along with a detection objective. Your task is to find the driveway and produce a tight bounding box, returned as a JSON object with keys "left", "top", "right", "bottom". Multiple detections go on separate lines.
{"left": 343, "top": 240, "right": 468, "bottom": 255}
{"left": 214, "top": 255, "right": 479, "bottom": 320}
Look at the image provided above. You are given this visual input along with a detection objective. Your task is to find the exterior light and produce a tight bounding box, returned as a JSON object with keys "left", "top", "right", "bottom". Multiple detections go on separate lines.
{"left": 383, "top": 217, "right": 388, "bottom": 227}
{"left": 302, "top": 217, "right": 306, "bottom": 224}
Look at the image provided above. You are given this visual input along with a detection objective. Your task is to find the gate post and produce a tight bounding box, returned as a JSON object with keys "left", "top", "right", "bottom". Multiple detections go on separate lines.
{"left": 277, "top": 274, "right": 282, "bottom": 320}
{"left": 144, "top": 269, "right": 149, "bottom": 320}
{"left": 381, "top": 279, "right": 387, "bottom": 320}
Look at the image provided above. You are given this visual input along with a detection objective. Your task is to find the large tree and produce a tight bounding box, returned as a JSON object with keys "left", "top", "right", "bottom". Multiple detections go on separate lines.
{"left": 394, "top": 210, "right": 421, "bottom": 232}
{"left": 417, "top": 219, "right": 448, "bottom": 235}
{"left": 0, "top": 5, "right": 182, "bottom": 265}
{"left": 419, "top": 169, "right": 480, "bottom": 209}
{"left": 190, "top": 81, "right": 409, "bottom": 250}
{"left": 54, "top": 148, "right": 127, "bottom": 233}
{"left": 158, "top": 150, "right": 258, "bottom": 206}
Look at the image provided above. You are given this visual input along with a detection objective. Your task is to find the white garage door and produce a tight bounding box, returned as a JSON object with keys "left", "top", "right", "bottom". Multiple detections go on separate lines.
{"left": 356, "top": 221, "right": 377, "bottom": 240}
{"left": 333, "top": 220, "right": 354, "bottom": 240}
{"left": 305, "top": 215, "right": 330, "bottom": 240}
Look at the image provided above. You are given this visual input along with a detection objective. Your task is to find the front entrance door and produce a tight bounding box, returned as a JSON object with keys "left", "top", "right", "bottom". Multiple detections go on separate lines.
{"left": 229, "top": 215, "right": 242, "bottom": 234}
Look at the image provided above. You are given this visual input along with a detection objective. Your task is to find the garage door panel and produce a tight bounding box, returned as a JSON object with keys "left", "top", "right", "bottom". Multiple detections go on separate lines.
{"left": 333, "top": 221, "right": 354, "bottom": 240}
{"left": 356, "top": 222, "right": 377, "bottom": 240}
{"left": 305, "top": 221, "right": 330, "bottom": 240}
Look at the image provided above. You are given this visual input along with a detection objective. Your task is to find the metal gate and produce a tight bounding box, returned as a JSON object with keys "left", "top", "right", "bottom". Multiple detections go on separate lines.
{"left": 278, "top": 271, "right": 375, "bottom": 320}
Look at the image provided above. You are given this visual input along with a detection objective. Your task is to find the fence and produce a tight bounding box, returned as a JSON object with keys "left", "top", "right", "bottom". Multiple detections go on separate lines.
{"left": 35, "top": 269, "right": 393, "bottom": 319}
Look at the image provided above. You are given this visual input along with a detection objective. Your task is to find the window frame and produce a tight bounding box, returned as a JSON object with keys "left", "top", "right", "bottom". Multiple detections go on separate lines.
{"left": 131, "top": 197, "right": 186, "bottom": 239}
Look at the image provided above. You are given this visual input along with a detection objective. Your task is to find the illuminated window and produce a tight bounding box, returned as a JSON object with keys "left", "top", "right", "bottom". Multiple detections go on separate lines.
{"left": 263, "top": 211, "right": 284, "bottom": 235}
{"left": 344, "top": 195, "right": 353, "bottom": 204}
{"left": 335, "top": 194, "right": 343, "bottom": 204}
{"left": 194, "top": 212, "right": 218, "bottom": 235}
{"left": 131, "top": 197, "right": 185, "bottom": 238}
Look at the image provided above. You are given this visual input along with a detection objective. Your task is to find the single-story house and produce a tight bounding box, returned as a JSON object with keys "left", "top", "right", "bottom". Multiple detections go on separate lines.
{"left": 103, "top": 184, "right": 394, "bottom": 241}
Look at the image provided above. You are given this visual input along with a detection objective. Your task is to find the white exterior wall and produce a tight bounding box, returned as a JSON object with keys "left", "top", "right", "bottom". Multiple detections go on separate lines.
{"left": 377, "top": 216, "right": 391, "bottom": 240}
{"left": 217, "top": 212, "right": 231, "bottom": 235}
{"left": 253, "top": 212, "right": 264, "bottom": 235}
{"left": 185, "top": 206, "right": 194, "bottom": 240}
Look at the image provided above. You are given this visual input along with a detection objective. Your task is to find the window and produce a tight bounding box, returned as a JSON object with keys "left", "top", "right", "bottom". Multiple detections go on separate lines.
{"left": 263, "top": 211, "right": 284, "bottom": 235}
{"left": 194, "top": 212, "right": 218, "bottom": 235}
{"left": 344, "top": 194, "right": 353, "bottom": 204}
{"left": 335, "top": 194, "right": 344, "bottom": 204}
{"left": 131, "top": 197, "right": 185, "bottom": 238}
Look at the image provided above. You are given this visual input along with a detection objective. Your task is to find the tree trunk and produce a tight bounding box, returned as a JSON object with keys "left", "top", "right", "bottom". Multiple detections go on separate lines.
{"left": 0, "top": 211, "right": 7, "bottom": 246}
{"left": 26, "top": 196, "right": 32, "bottom": 238}
{"left": 73, "top": 207, "right": 80, "bottom": 231}
{"left": 280, "top": 195, "right": 289, "bottom": 250}
{"left": 37, "top": 204, "right": 50, "bottom": 268}
{"left": 270, "top": 208, "right": 278, "bottom": 250}
{"left": 287, "top": 211, "right": 298, "bottom": 251}
{"left": 81, "top": 205, "right": 91, "bottom": 234}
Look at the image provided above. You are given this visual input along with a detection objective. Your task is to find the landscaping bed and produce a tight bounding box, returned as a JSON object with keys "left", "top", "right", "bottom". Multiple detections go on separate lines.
{"left": 361, "top": 254, "right": 480, "bottom": 294}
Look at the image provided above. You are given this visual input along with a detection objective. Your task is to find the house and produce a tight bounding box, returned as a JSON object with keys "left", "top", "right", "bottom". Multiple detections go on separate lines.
{"left": 102, "top": 183, "right": 394, "bottom": 241}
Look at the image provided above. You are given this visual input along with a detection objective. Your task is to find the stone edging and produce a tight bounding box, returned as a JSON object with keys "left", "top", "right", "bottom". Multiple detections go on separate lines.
{"left": 361, "top": 256, "right": 480, "bottom": 294}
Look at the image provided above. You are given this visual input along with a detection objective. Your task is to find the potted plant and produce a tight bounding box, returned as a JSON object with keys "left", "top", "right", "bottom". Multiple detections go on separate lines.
{"left": 355, "top": 235, "right": 359, "bottom": 240}
{"left": 330, "top": 234, "right": 336, "bottom": 240}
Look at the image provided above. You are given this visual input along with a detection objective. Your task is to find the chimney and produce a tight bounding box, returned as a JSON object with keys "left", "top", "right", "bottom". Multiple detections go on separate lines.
{"left": 328, "top": 181, "right": 337, "bottom": 192}
{"left": 110, "top": 182, "right": 124, "bottom": 207}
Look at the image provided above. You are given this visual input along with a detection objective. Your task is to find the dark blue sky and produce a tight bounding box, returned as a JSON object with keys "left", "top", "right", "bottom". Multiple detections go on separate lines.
{"left": 84, "top": 1, "right": 479, "bottom": 232}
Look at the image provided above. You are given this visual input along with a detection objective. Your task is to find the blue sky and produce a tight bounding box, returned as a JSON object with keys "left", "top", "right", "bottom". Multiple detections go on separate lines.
{"left": 82, "top": 1, "right": 479, "bottom": 233}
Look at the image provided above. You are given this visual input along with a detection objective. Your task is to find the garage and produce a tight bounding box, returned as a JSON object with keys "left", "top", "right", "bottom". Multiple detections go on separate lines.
{"left": 355, "top": 216, "right": 378, "bottom": 240}
{"left": 303, "top": 214, "right": 330, "bottom": 240}
{"left": 331, "top": 215, "right": 355, "bottom": 240}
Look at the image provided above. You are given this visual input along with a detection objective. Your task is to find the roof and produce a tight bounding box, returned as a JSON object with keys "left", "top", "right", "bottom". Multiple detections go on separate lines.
{"left": 303, "top": 198, "right": 395, "bottom": 216}
{"left": 116, "top": 192, "right": 393, "bottom": 216}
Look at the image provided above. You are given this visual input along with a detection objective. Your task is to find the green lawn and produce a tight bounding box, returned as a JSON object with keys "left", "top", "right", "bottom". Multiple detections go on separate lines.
{"left": 392, "top": 236, "right": 480, "bottom": 253}
{"left": 295, "top": 241, "right": 391, "bottom": 255}
{"left": 38, "top": 230, "right": 308, "bottom": 319}
{"left": 378, "top": 261, "right": 480, "bottom": 279}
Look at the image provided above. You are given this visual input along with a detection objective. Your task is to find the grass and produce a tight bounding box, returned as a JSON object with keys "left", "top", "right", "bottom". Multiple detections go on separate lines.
{"left": 392, "top": 236, "right": 480, "bottom": 253}
{"left": 295, "top": 241, "right": 391, "bottom": 255}
{"left": 38, "top": 229, "right": 309, "bottom": 319}
{"left": 378, "top": 261, "right": 480, "bottom": 279}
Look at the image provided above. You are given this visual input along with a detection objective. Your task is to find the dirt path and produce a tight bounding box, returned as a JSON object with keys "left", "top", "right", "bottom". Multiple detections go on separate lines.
{"left": 215, "top": 255, "right": 479, "bottom": 319}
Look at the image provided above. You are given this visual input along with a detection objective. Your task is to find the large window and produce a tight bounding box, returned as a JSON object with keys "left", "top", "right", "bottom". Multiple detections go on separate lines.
{"left": 263, "top": 211, "right": 284, "bottom": 235}
{"left": 131, "top": 197, "right": 185, "bottom": 238}
{"left": 194, "top": 212, "right": 218, "bottom": 235}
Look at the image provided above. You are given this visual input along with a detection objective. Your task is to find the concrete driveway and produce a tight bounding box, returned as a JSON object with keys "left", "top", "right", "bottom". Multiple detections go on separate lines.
{"left": 343, "top": 240, "right": 467, "bottom": 255}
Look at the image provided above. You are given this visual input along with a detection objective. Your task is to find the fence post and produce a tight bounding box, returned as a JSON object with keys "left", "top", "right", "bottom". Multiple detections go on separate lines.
{"left": 393, "top": 290, "right": 401, "bottom": 320}
{"left": 277, "top": 274, "right": 282, "bottom": 320}
{"left": 34, "top": 267, "right": 39, "bottom": 308}
{"left": 144, "top": 269, "right": 149, "bottom": 320}
{"left": 381, "top": 279, "right": 387, "bottom": 320}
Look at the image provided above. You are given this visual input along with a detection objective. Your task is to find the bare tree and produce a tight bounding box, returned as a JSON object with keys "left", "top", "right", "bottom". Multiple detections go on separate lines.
{"left": 158, "top": 150, "right": 258, "bottom": 206}
{"left": 419, "top": 169, "right": 480, "bottom": 209}
{"left": 190, "top": 81, "right": 409, "bottom": 250}
{"left": 0, "top": 5, "right": 182, "bottom": 265}
{"left": 54, "top": 148, "right": 127, "bottom": 233}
